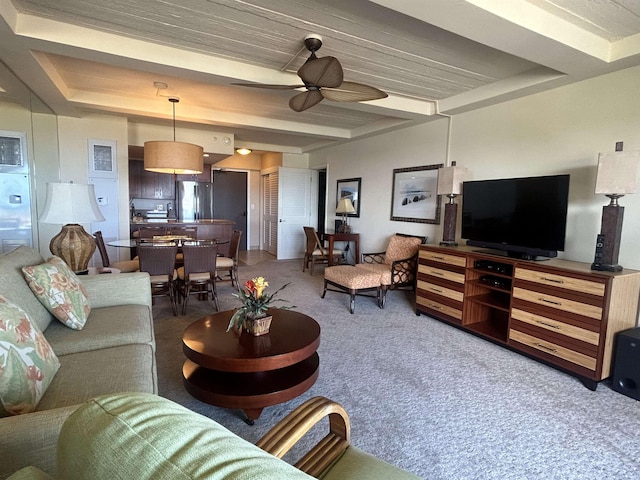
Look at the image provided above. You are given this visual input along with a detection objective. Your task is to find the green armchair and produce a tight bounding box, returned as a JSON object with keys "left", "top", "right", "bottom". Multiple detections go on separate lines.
{"left": 8, "top": 393, "right": 419, "bottom": 480}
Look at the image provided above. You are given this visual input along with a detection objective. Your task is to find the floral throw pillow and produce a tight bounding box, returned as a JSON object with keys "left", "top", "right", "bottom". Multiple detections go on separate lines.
{"left": 0, "top": 294, "right": 60, "bottom": 417}
{"left": 22, "top": 256, "right": 91, "bottom": 330}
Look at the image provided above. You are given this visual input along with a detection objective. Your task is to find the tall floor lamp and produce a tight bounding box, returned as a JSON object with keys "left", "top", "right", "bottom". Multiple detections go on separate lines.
{"left": 39, "top": 183, "right": 105, "bottom": 274}
{"left": 591, "top": 151, "right": 640, "bottom": 271}
{"left": 437, "top": 162, "right": 469, "bottom": 247}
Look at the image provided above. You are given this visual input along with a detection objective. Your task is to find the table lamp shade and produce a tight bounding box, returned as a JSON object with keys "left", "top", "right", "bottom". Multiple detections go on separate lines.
{"left": 144, "top": 141, "right": 204, "bottom": 174}
{"left": 336, "top": 197, "right": 356, "bottom": 214}
{"left": 39, "top": 183, "right": 105, "bottom": 273}
{"left": 595, "top": 151, "right": 640, "bottom": 195}
{"left": 437, "top": 165, "right": 468, "bottom": 196}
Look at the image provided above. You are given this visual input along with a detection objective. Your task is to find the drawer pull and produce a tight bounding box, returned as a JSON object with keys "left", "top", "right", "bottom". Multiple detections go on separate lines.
{"left": 540, "top": 297, "right": 562, "bottom": 306}
{"left": 429, "top": 287, "right": 443, "bottom": 293}
{"left": 535, "top": 343, "right": 557, "bottom": 353}
{"left": 428, "top": 303, "right": 442, "bottom": 310}
{"left": 540, "top": 276, "right": 564, "bottom": 284}
{"left": 430, "top": 270, "right": 444, "bottom": 276}
{"left": 536, "top": 320, "right": 561, "bottom": 330}
{"left": 432, "top": 255, "right": 445, "bottom": 260}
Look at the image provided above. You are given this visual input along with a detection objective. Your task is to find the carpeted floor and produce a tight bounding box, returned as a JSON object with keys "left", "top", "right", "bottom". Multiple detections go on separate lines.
{"left": 152, "top": 257, "right": 640, "bottom": 479}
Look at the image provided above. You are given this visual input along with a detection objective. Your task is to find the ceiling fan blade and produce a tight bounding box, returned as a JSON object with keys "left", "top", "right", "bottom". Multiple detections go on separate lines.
{"left": 321, "top": 81, "right": 388, "bottom": 102}
{"left": 298, "top": 56, "right": 343, "bottom": 88}
{"left": 231, "top": 82, "right": 304, "bottom": 90}
{"left": 289, "top": 90, "right": 324, "bottom": 112}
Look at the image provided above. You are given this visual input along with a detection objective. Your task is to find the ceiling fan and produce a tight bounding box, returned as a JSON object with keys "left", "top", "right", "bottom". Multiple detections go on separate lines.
{"left": 232, "top": 34, "right": 388, "bottom": 112}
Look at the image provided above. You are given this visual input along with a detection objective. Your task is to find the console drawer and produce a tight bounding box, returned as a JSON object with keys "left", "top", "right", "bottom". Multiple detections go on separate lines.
{"left": 511, "top": 308, "right": 600, "bottom": 345}
{"left": 514, "top": 268, "right": 605, "bottom": 297}
{"left": 418, "top": 265, "right": 465, "bottom": 284}
{"left": 512, "top": 287, "right": 602, "bottom": 320}
{"left": 419, "top": 249, "right": 466, "bottom": 267}
{"left": 509, "top": 329, "right": 597, "bottom": 371}
{"left": 417, "top": 280, "right": 464, "bottom": 302}
{"left": 416, "top": 296, "right": 462, "bottom": 320}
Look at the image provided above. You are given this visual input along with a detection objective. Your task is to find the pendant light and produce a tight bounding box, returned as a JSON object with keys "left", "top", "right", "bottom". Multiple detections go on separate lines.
{"left": 144, "top": 97, "right": 204, "bottom": 174}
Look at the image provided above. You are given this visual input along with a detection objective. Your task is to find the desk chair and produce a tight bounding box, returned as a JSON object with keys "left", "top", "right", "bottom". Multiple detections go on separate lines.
{"left": 303, "top": 226, "right": 344, "bottom": 275}
{"left": 93, "top": 231, "right": 139, "bottom": 272}
{"left": 177, "top": 243, "right": 219, "bottom": 314}
{"left": 137, "top": 244, "right": 178, "bottom": 315}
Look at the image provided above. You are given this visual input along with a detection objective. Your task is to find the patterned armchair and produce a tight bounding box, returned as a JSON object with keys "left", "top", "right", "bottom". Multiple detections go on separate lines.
{"left": 355, "top": 233, "right": 425, "bottom": 305}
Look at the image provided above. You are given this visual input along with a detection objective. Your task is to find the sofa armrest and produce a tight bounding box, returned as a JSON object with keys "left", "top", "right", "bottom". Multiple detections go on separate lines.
{"left": 389, "top": 253, "right": 419, "bottom": 288}
{"left": 0, "top": 405, "right": 78, "bottom": 479}
{"left": 256, "top": 396, "right": 351, "bottom": 478}
{"left": 79, "top": 272, "right": 152, "bottom": 310}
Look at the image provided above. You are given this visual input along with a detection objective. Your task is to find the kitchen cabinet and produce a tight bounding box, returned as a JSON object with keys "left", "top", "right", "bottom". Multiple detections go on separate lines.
{"left": 416, "top": 244, "right": 640, "bottom": 390}
{"left": 128, "top": 160, "right": 175, "bottom": 199}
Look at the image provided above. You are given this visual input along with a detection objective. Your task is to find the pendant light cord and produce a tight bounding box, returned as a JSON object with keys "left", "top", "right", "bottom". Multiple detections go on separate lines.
{"left": 169, "top": 97, "right": 179, "bottom": 142}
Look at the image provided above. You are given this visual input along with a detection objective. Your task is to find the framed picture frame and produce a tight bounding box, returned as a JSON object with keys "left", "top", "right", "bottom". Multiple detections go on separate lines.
{"left": 88, "top": 139, "right": 117, "bottom": 178}
{"left": 336, "top": 178, "right": 361, "bottom": 218}
{"left": 390, "top": 164, "right": 442, "bottom": 223}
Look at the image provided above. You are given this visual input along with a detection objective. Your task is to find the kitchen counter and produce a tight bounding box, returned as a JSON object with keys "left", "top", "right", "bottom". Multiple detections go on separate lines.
{"left": 130, "top": 219, "right": 235, "bottom": 256}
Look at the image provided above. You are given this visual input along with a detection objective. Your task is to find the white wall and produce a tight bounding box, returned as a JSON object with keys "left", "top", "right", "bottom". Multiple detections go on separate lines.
{"left": 310, "top": 65, "right": 640, "bottom": 270}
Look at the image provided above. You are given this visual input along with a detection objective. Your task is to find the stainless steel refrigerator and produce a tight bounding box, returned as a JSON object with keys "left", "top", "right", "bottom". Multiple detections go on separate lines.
{"left": 176, "top": 181, "right": 214, "bottom": 220}
{"left": 0, "top": 173, "right": 32, "bottom": 253}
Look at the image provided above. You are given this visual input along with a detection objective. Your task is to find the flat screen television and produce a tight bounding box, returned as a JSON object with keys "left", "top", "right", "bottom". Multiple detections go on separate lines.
{"left": 461, "top": 174, "right": 570, "bottom": 260}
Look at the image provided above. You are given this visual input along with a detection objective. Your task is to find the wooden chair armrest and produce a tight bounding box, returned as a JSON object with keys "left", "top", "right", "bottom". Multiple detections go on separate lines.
{"left": 256, "top": 396, "right": 351, "bottom": 478}
{"left": 361, "top": 251, "right": 386, "bottom": 264}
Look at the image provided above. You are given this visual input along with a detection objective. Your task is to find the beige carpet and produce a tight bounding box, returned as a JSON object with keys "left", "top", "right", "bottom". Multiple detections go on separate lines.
{"left": 152, "top": 257, "right": 640, "bottom": 480}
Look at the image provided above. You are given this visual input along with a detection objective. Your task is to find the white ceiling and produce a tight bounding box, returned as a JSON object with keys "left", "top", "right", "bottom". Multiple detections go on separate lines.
{"left": 1, "top": 0, "right": 640, "bottom": 154}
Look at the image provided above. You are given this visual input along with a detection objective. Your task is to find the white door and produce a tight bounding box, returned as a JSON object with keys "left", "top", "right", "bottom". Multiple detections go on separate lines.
{"left": 277, "top": 167, "right": 317, "bottom": 260}
{"left": 262, "top": 171, "right": 278, "bottom": 256}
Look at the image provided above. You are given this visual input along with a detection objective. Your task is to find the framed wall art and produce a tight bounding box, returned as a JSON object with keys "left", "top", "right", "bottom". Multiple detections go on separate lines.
{"left": 336, "top": 177, "right": 361, "bottom": 217}
{"left": 88, "top": 139, "right": 117, "bottom": 178}
{"left": 390, "top": 164, "right": 442, "bottom": 224}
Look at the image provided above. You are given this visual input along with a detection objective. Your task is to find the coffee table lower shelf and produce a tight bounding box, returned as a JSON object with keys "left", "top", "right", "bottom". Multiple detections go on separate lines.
{"left": 182, "top": 353, "right": 320, "bottom": 421}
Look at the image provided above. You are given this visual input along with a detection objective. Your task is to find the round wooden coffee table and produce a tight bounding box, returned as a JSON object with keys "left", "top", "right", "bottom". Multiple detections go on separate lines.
{"left": 182, "top": 309, "right": 320, "bottom": 424}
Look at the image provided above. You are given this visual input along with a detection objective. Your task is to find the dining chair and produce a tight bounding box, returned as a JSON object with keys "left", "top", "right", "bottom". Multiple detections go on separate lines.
{"left": 136, "top": 244, "right": 179, "bottom": 316}
{"left": 167, "top": 226, "right": 197, "bottom": 239}
{"left": 177, "top": 242, "right": 219, "bottom": 315}
{"left": 302, "top": 226, "right": 344, "bottom": 275}
{"left": 216, "top": 230, "right": 242, "bottom": 287}
{"left": 93, "top": 231, "right": 140, "bottom": 272}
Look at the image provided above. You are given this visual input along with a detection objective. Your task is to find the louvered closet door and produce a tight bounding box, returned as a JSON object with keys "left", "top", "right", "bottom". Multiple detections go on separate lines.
{"left": 262, "top": 171, "right": 278, "bottom": 256}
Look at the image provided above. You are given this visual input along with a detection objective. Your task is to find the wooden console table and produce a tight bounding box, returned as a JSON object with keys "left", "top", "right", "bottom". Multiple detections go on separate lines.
{"left": 415, "top": 244, "right": 640, "bottom": 390}
{"left": 326, "top": 232, "right": 360, "bottom": 266}
{"left": 182, "top": 309, "right": 320, "bottom": 424}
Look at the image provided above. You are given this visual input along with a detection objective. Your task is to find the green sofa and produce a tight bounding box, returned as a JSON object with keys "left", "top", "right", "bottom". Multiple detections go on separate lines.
{"left": 0, "top": 246, "right": 157, "bottom": 479}
{"left": 8, "top": 393, "right": 420, "bottom": 480}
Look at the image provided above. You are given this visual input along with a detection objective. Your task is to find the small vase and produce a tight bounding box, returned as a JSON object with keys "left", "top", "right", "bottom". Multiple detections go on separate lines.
{"left": 243, "top": 314, "right": 272, "bottom": 336}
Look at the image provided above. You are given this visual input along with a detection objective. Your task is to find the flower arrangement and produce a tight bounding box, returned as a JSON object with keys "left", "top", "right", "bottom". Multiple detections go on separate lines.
{"left": 226, "top": 276, "right": 294, "bottom": 333}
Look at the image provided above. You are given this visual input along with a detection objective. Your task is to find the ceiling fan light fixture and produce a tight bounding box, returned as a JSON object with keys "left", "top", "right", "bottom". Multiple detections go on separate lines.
{"left": 144, "top": 97, "right": 204, "bottom": 174}
{"left": 236, "top": 148, "right": 252, "bottom": 155}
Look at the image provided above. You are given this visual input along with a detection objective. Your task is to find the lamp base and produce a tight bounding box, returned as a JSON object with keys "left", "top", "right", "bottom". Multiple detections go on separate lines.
{"left": 591, "top": 204, "right": 624, "bottom": 272}
{"left": 441, "top": 202, "right": 458, "bottom": 246}
{"left": 49, "top": 224, "right": 96, "bottom": 274}
{"left": 439, "top": 241, "right": 458, "bottom": 247}
{"left": 591, "top": 262, "right": 623, "bottom": 272}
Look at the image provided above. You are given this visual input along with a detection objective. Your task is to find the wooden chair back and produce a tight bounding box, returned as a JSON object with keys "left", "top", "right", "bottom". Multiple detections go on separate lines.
{"left": 93, "top": 231, "right": 111, "bottom": 267}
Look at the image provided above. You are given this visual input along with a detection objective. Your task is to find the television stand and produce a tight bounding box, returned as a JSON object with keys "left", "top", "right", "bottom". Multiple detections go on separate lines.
{"left": 416, "top": 244, "right": 640, "bottom": 390}
{"left": 472, "top": 248, "right": 551, "bottom": 261}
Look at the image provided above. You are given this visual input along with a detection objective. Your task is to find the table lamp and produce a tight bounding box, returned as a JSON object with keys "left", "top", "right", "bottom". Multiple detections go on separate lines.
{"left": 591, "top": 150, "right": 640, "bottom": 271}
{"left": 39, "top": 182, "right": 105, "bottom": 273}
{"left": 437, "top": 162, "right": 468, "bottom": 246}
{"left": 336, "top": 197, "right": 356, "bottom": 233}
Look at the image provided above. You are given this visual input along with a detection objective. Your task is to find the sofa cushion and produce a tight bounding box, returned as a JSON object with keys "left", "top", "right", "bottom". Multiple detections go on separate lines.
{"left": 22, "top": 257, "right": 90, "bottom": 330}
{"left": 36, "top": 344, "right": 157, "bottom": 411}
{"left": 44, "top": 304, "right": 154, "bottom": 356}
{"left": 0, "top": 295, "right": 60, "bottom": 417}
{"left": 321, "top": 446, "right": 421, "bottom": 480}
{"left": 6, "top": 466, "right": 54, "bottom": 480}
{"left": 0, "top": 246, "right": 53, "bottom": 332}
{"left": 57, "top": 393, "right": 314, "bottom": 480}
